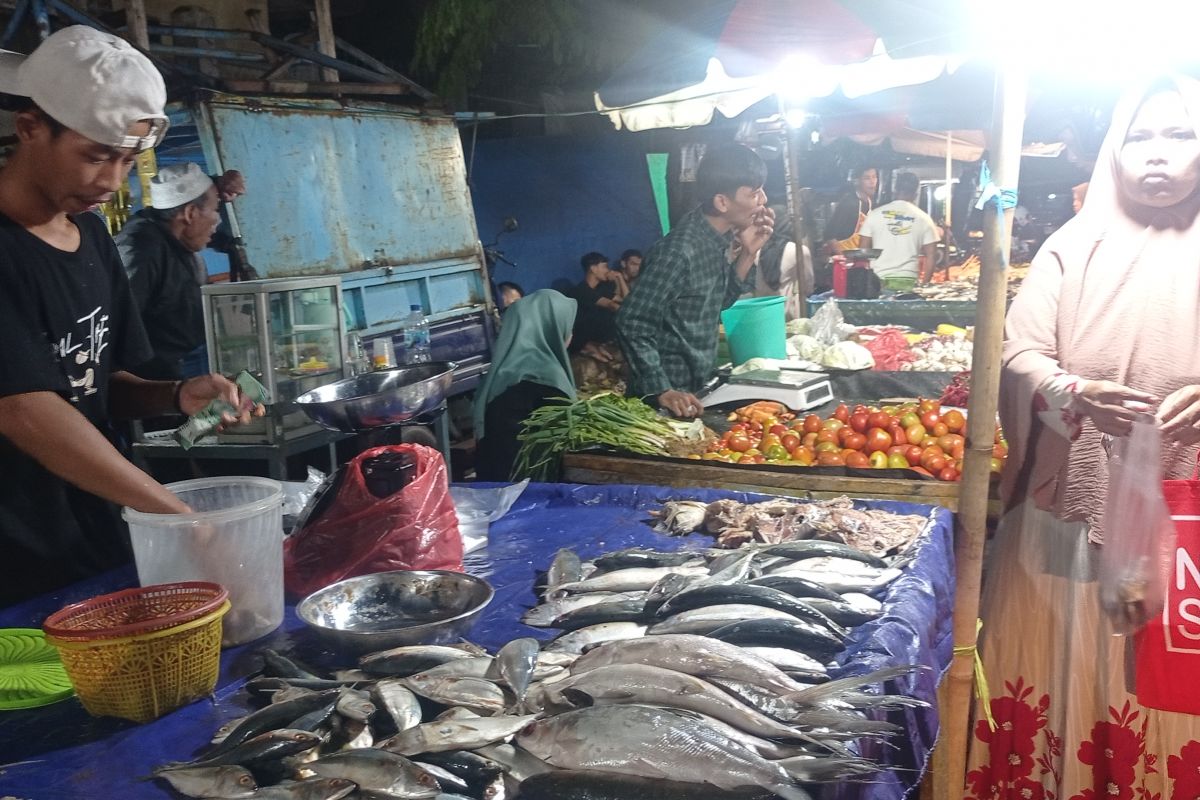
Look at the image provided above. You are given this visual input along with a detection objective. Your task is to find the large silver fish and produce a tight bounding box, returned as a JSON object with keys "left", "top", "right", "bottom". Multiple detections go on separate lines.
{"left": 648, "top": 604, "right": 810, "bottom": 636}
{"left": 382, "top": 714, "right": 539, "bottom": 756}
{"left": 516, "top": 704, "right": 811, "bottom": 799}
{"left": 545, "top": 548, "right": 583, "bottom": 589}
{"left": 543, "top": 622, "right": 647, "bottom": 655}
{"left": 486, "top": 637, "right": 539, "bottom": 703}
{"left": 551, "top": 565, "right": 708, "bottom": 594}
{"left": 521, "top": 592, "right": 645, "bottom": 627}
{"left": 372, "top": 679, "right": 423, "bottom": 733}
{"left": 307, "top": 748, "right": 439, "bottom": 798}
{"left": 651, "top": 500, "right": 708, "bottom": 535}
{"left": 153, "top": 764, "right": 257, "bottom": 798}
{"left": 402, "top": 675, "right": 506, "bottom": 716}
{"left": 359, "top": 645, "right": 479, "bottom": 677}
{"left": 231, "top": 777, "right": 357, "bottom": 800}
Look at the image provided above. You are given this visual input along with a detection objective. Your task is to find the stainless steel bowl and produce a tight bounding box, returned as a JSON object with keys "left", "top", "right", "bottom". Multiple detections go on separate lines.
{"left": 294, "top": 362, "right": 456, "bottom": 432}
{"left": 296, "top": 570, "right": 493, "bottom": 653}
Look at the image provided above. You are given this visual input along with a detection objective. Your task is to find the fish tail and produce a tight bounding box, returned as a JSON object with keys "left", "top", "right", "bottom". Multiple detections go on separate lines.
{"left": 775, "top": 756, "right": 882, "bottom": 782}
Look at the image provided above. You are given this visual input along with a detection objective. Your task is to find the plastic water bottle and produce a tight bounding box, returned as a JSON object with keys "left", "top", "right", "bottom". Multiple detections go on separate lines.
{"left": 403, "top": 304, "right": 432, "bottom": 364}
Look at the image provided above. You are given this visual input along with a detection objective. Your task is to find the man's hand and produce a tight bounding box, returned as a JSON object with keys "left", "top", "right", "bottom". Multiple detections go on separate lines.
{"left": 658, "top": 389, "right": 704, "bottom": 419}
{"left": 1075, "top": 380, "right": 1158, "bottom": 437}
{"left": 736, "top": 206, "right": 775, "bottom": 256}
{"left": 580, "top": 341, "right": 615, "bottom": 364}
{"left": 1158, "top": 385, "right": 1200, "bottom": 445}
{"left": 178, "top": 374, "right": 266, "bottom": 430}
{"left": 215, "top": 170, "right": 246, "bottom": 202}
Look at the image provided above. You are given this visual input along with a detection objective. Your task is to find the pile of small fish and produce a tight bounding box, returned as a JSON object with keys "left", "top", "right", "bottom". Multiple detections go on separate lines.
{"left": 651, "top": 495, "right": 930, "bottom": 556}
{"left": 151, "top": 536, "right": 926, "bottom": 800}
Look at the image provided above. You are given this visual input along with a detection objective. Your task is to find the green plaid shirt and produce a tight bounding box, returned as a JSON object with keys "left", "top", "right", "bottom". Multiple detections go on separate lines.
{"left": 617, "top": 207, "right": 751, "bottom": 397}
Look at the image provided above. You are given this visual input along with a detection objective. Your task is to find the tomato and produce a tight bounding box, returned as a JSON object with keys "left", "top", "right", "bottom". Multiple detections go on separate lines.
{"left": 790, "top": 445, "right": 815, "bottom": 465}
{"left": 881, "top": 405, "right": 899, "bottom": 416}
{"left": 905, "top": 424, "right": 927, "bottom": 445}
{"left": 951, "top": 441, "right": 965, "bottom": 460}
{"left": 925, "top": 455, "right": 947, "bottom": 473}
{"left": 816, "top": 428, "right": 840, "bottom": 444}
{"left": 864, "top": 427, "right": 893, "bottom": 453}
{"left": 942, "top": 409, "right": 966, "bottom": 433}
{"left": 788, "top": 419, "right": 806, "bottom": 431}
{"left": 837, "top": 426, "right": 855, "bottom": 445}
{"left": 764, "top": 444, "right": 789, "bottom": 460}
{"left": 853, "top": 404, "right": 870, "bottom": 415}
{"left": 899, "top": 412, "right": 921, "bottom": 429}
{"left": 932, "top": 423, "right": 949, "bottom": 437}
{"left": 911, "top": 466, "right": 934, "bottom": 477}
{"left": 888, "top": 452, "right": 909, "bottom": 469}
{"left": 919, "top": 410, "right": 940, "bottom": 429}
{"left": 990, "top": 457, "right": 1004, "bottom": 473}
{"left": 905, "top": 445, "right": 925, "bottom": 466}
{"left": 843, "top": 432, "right": 867, "bottom": 451}
{"left": 919, "top": 398, "right": 941, "bottom": 415}
{"left": 937, "top": 434, "right": 964, "bottom": 453}
{"left": 845, "top": 451, "right": 871, "bottom": 468}
{"left": 802, "top": 414, "right": 822, "bottom": 433}
{"left": 993, "top": 442, "right": 1009, "bottom": 460}
{"left": 686, "top": 454, "right": 702, "bottom": 460}
{"left": 867, "top": 411, "right": 892, "bottom": 430}
{"left": 938, "top": 466, "right": 959, "bottom": 482}
{"left": 821, "top": 418, "right": 845, "bottom": 431}
{"left": 780, "top": 433, "right": 801, "bottom": 451}
{"left": 768, "top": 424, "right": 788, "bottom": 437}
{"left": 728, "top": 433, "right": 752, "bottom": 453}
{"left": 744, "top": 448, "right": 762, "bottom": 457}
{"left": 833, "top": 403, "right": 850, "bottom": 423}
{"left": 701, "top": 453, "right": 723, "bottom": 460}
{"left": 888, "top": 424, "right": 907, "bottom": 445}
{"left": 802, "top": 432, "right": 819, "bottom": 448}
{"left": 888, "top": 445, "right": 908, "bottom": 456}
{"left": 816, "top": 451, "right": 846, "bottom": 466}
{"left": 760, "top": 434, "right": 782, "bottom": 449}
{"left": 738, "top": 454, "right": 758, "bottom": 464}
{"left": 849, "top": 412, "right": 870, "bottom": 433}
{"left": 729, "top": 422, "right": 748, "bottom": 433}
{"left": 869, "top": 450, "right": 889, "bottom": 469}
{"left": 815, "top": 440, "right": 841, "bottom": 453}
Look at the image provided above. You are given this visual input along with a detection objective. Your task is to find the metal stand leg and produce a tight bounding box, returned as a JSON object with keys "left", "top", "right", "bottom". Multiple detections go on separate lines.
{"left": 433, "top": 407, "right": 452, "bottom": 468}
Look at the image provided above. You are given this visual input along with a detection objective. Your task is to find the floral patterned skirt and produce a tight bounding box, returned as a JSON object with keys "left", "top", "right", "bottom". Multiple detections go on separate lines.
{"left": 966, "top": 502, "right": 1200, "bottom": 800}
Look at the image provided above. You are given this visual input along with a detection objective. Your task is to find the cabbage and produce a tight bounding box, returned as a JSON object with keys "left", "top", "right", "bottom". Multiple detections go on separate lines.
{"left": 785, "top": 318, "right": 811, "bottom": 337}
{"left": 788, "top": 334, "right": 825, "bottom": 361}
{"left": 821, "top": 341, "right": 875, "bottom": 370}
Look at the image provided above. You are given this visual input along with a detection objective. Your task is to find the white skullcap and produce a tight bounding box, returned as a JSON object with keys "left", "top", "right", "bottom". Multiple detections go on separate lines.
{"left": 150, "top": 163, "right": 213, "bottom": 209}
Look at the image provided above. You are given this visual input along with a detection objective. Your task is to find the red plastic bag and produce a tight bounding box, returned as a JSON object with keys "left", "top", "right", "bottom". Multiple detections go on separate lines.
{"left": 284, "top": 444, "right": 463, "bottom": 599}
{"left": 1135, "top": 458, "right": 1200, "bottom": 713}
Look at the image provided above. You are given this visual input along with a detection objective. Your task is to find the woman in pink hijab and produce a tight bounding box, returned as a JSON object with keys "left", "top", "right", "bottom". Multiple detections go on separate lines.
{"left": 965, "top": 76, "right": 1200, "bottom": 799}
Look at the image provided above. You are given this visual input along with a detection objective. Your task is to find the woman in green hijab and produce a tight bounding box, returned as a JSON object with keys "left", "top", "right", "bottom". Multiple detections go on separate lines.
{"left": 474, "top": 289, "right": 577, "bottom": 480}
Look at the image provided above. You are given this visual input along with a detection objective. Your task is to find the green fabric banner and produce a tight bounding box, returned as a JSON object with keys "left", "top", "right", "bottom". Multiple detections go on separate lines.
{"left": 646, "top": 153, "right": 670, "bottom": 235}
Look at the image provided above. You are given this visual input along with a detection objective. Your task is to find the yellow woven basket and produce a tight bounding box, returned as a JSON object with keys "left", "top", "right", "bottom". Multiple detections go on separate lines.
{"left": 44, "top": 586, "right": 229, "bottom": 724}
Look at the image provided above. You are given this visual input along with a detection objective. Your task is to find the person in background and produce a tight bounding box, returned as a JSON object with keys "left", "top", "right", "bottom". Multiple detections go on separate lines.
{"left": 754, "top": 212, "right": 813, "bottom": 320}
{"left": 612, "top": 248, "right": 642, "bottom": 300}
{"left": 857, "top": 171, "right": 940, "bottom": 290}
{"left": 965, "top": 75, "right": 1200, "bottom": 799}
{"left": 567, "top": 251, "right": 620, "bottom": 350}
{"left": 0, "top": 26, "right": 260, "bottom": 606}
{"left": 617, "top": 143, "right": 774, "bottom": 418}
{"left": 496, "top": 280, "right": 524, "bottom": 311}
{"left": 116, "top": 162, "right": 244, "bottom": 380}
{"left": 473, "top": 290, "right": 576, "bottom": 481}
{"left": 823, "top": 166, "right": 877, "bottom": 254}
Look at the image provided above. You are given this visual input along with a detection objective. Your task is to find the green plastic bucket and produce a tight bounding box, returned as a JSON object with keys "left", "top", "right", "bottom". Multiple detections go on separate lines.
{"left": 720, "top": 296, "right": 787, "bottom": 365}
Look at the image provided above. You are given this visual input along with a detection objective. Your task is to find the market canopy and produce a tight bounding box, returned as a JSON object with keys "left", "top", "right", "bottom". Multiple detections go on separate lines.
{"left": 594, "top": 0, "right": 974, "bottom": 132}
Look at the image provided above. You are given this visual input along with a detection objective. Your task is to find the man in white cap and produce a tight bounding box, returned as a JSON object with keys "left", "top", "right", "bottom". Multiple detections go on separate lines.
{"left": 116, "top": 162, "right": 245, "bottom": 380}
{"left": 0, "top": 26, "right": 260, "bottom": 606}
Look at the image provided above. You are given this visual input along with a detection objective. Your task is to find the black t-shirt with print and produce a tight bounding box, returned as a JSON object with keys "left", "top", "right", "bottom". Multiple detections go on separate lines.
{"left": 0, "top": 211, "right": 153, "bottom": 606}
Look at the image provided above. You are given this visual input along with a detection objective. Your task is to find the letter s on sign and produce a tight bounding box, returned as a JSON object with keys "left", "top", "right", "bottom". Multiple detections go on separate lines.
{"left": 1177, "top": 598, "right": 1200, "bottom": 641}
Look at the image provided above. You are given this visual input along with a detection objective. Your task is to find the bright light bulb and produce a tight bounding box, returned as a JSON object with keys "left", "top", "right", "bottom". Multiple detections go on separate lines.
{"left": 784, "top": 108, "right": 809, "bottom": 129}
{"left": 934, "top": 185, "right": 950, "bottom": 201}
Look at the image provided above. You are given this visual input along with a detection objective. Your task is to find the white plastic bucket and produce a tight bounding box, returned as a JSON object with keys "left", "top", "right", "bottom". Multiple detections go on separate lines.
{"left": 123, "top": 477, "right": 284, "bottom": 647}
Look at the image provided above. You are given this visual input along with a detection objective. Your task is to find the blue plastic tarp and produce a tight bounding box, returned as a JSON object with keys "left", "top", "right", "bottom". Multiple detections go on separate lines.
{"left": 0, "top": 482, "right": 954, "bottom": 800}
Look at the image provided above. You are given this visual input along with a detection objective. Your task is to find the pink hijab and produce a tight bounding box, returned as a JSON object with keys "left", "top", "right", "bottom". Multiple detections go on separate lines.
{"left": 1001, "top": 75, "right": 1200, "bottom": 540}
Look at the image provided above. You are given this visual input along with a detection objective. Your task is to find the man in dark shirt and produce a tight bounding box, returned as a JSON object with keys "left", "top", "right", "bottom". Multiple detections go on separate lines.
{"left": 616, "top": 144, "right": 774, "bottom": 418}
{"left": 0, "top": 27, "right": 259, "bottom": 606}
{"left": 116, "top": 162, "right": 244, "bottom": 380}
{"left": 568, "top": 251, "right": 620, "bottom": 349}
{"left": 823, "top": 166, "right": 878, "bottom": 254}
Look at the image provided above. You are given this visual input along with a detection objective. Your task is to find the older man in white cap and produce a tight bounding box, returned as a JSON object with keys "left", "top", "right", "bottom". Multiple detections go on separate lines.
{"left": 0, "top": 26, "right": 260, "bottom": 606}
{"left": 116, "top": 162, "right": 244, "bottom": 380}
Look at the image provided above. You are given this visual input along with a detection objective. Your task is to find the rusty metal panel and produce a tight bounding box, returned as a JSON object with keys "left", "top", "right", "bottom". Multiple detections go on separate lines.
{"left": 192, "top": 96, "right": 482, "bottom": 278}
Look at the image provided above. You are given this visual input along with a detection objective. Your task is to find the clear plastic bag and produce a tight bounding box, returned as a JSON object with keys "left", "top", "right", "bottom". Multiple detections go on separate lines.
{"left": 449, "top": 479, "right": 530, "bottom": 554}
{"left": 809, "top": 298, "right": 846, "bottom": 347}
{"left": 1099, "top": 417, "right": 1176, "bottom": 635}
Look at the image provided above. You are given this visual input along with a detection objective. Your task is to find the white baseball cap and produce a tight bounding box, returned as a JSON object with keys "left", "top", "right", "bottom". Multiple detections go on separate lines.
{"left": 0, "top": 25, "right": 168, "bottom": 151}
{"left": 149, "top": 163, "right": 213, "bottom": 208}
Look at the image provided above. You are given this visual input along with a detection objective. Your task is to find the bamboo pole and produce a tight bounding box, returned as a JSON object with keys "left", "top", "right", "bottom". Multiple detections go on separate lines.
{"left": 781, "top": 119, "right": 814, "bottom": 311}
{"left": 313, "top": 0, "right": 338, "bottom": 83}
{"left": 941, "top": 64, "right": 1028, "bottom": 799}
{"left": 126, "top": 0, "right": 149, "bottom": 49}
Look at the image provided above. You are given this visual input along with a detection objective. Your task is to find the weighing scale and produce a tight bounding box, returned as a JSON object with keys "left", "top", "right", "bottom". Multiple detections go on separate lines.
{"left": 699, "top": 368, "right": 833, "bottom": 411}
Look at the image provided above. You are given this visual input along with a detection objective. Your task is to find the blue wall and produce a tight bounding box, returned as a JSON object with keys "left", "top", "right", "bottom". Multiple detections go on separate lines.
{"left": 468, "top": 134, "right": 666, "bottom": 293}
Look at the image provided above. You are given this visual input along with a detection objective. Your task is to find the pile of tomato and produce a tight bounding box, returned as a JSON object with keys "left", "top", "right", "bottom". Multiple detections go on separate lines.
{"left": 698, "top": 399, "right": 1007, "bottom": 482}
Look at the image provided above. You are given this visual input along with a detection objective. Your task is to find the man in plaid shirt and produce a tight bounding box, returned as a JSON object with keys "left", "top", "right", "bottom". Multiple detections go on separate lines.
{"left": 617, "top": 144, "right": 774, "bottom": 418}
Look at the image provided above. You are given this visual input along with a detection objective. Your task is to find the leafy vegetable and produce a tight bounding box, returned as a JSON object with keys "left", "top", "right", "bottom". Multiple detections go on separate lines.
{"left": 512, "top": 392, "right": 676, "bottom": 481}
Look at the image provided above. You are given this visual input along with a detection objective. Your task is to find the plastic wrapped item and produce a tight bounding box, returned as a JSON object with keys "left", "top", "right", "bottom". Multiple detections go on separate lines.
{"left": 809, "top": 298, "right": 846, "bottom": 347}
{"left": 174, "top": 371, "right": 270, "bottom": 449}
{"left": 787, "top": 334, "right": 825, "bottom": 362}
{"left": 283, "top": 444, "right": 463, "bottom": 600}
{"left": 1099, "top": 417, "right": 1175, "bottom": 635}
{"left": 822, "top": 341, "right": 875, "bottom": 370}
{"left": 449, "top": 480, "right": 530, "bottom": 554}
{"left": 282, "top": 467, "right": 327, "bottom": 520}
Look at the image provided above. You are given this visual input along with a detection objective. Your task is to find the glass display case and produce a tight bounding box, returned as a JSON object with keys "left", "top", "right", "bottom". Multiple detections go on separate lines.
{"left": 202, "top": 277, "right": 347, "bottom": 442}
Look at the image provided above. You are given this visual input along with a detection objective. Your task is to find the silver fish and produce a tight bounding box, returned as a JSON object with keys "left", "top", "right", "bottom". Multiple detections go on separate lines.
{"left": 207, "top": 691, "right": 340, "bottom": 757}
{"left": 434, "top": 707, "right": 480, "bottom": 721}
{"left": 359, "top": 645, "right": 478, "bottom": 676}
{"left": 648, "top": 604, "right": 809, "bottom": 635}
{"left": 688, "top": 552, "right": 756, "bottom": 589}
{"left": 520, "top": 592, "right": 644, "bottom": 627}
{"left": 652, "top": 500, "right": 708, "bottom": 534}
{"left": 486, "top": 637, "right": 539, "bottom": 702}
{"left": 540, "top": 663, "right": 813, "bottom": 742}
{"left": 545, "top": 548, "right": 583, "bottom": 589}
{"left": 373, "top": 680, "right": 423, "bottom": 733}
{"left": 307, "top": 748, "right": 439, "bottom": 798}
{"left": 543, "top": 622, "right": 647, "bottom": 655}
{"left": 472, "top": 743, "right": 554, "bottom": 782}
{"left": 763, "top": 564, "right": 901, "bottom": 594}
{"left": 516, "top": 704, "right": 811, "bottom": 799}
{"left": 402, "top": 675, "right": 506, "bottom": 716}
{"left": 408, "top": 656, "right": 494, "bottom": 681}
{"left": 840, "top": 592, "right": 884, "bottom": 613}
{"left": 166, "top": 729, "right": 323, "bottom": 770}
{"left": 335, "top": 688, "right": 376, "bottom": 723}
{"left": 231, "top": 777, "right": 357, "bottom": 800}
{"left": 706, "top": 678, "right": 900, "bottom": 738}
{"left": 154, "top": 764, "right": 257, "bottom": 798}
{"left": 569, "top": 634, "right": 812, "bottom": 697}
{"left": 332, "top": 670, "right": 374, "bottom": 682}
{"left": 741, "top": 646, "right": 829, "bottom": 676}
{"left": 412, "top": 762, "right": 471, "bottom": 794}
{"left": 774, "top": 754, "right": 882, "bottom": 782}
{"left": 551, "top": 565, "right": 708, "bottom": 594}
{"left": 382, "top": 714, "right": 539, "bottom": 755}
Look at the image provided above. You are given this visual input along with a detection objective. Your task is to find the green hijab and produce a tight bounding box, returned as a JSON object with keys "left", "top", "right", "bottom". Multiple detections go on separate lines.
{"left": 473, "top": 289, "right": 577, "bottom": 439}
